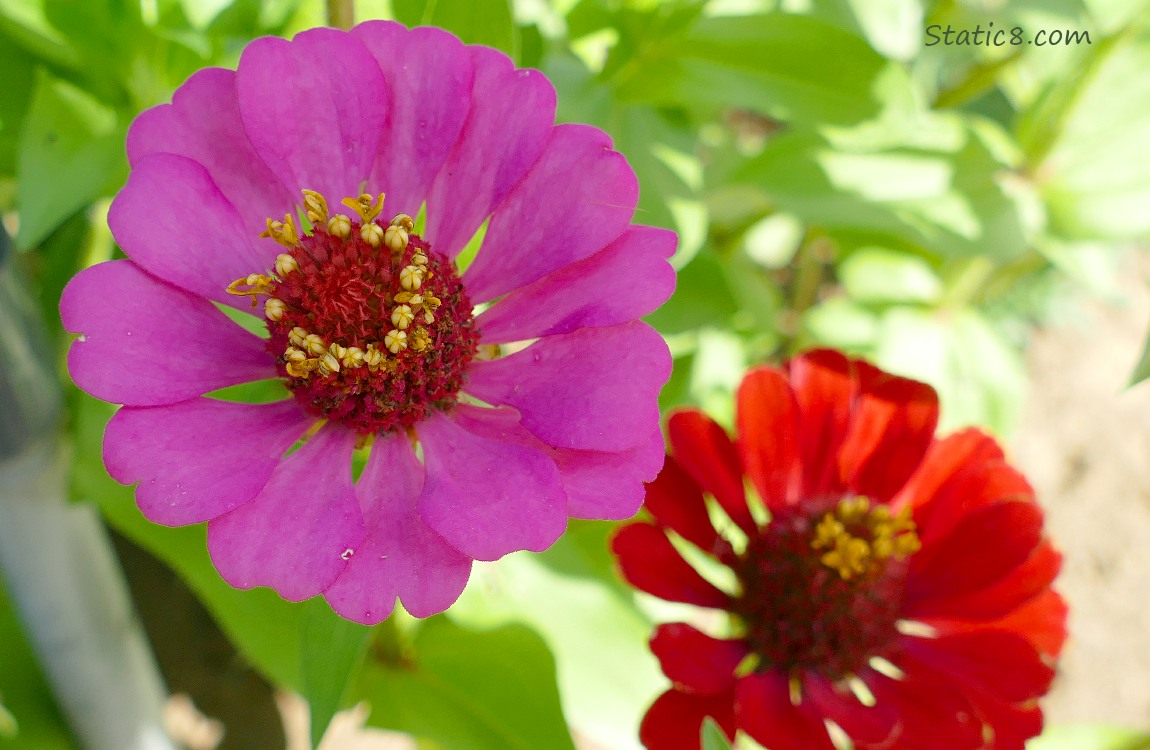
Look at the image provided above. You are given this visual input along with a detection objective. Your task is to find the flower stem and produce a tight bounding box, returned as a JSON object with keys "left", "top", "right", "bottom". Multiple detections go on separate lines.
{"left": 327, "top": 0, "right": 354, "bottom": 29}
{"left": 0, "top": 227, "right": 175, "bottom": 750}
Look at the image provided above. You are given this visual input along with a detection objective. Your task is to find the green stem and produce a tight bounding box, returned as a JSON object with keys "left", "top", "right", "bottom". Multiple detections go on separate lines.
{"left": 327, "top": 0, "right": 354, "bottom": 30}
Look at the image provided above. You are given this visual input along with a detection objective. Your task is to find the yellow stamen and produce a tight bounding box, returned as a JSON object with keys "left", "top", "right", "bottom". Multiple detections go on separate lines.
{"left": 226, "top": 273, "right": 276, "bottom": 308}
{"left": 259, "top": 214, "right": 299, "bottom": 247}
{"left": 288, "top": 326, "right": 309, "bottom": 349}
{"left": 399, "top": 265, "right": 422, "bottom": 291}
{"left": 341, "top": 346, "right": 365, "bottom": 369}
{"left": 384, "top": 224, "right": 409, "bottom": 252}
{"left": 303, "top": 333, "right": 327, "bottom": 357}
{"left": 274, "top": 253, "right": 299, "bottom": 277}
{"left": 384, "top": 329, "right": 407, "bottom": 353}
{"left": 390, "top": 213, "right": 414, "bottom": 232}
{"left": 264, "top": 298, "right": 286, "bottom": 321}
{"left": 363, "top": 344, "right": 385, "bottom": 371}
{"left": 341, "top": 193, "right": 386, "bottom": 223}
{"left": 328, "top": 214, "right": 352, "bottom": 238}
{"left": 318, "top": 351, "right": 341, "bottom": 375}
{"left": 812, "top": 498, "right": 920, "bottom": 580}
{"left": 302, "top": 189, "right": 329, "bottom": 225}
{"left": 391, "top": 304, "right": 415, "bottom": 330}
{"left": 361, "top": 222, "right": 384, "bottom": 247}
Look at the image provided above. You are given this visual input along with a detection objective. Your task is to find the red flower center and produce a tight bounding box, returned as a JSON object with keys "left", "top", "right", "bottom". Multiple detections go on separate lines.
{"left": 730, "top": 497, "right": 919, "bottom": 679}
{"left": 228, "top": 190, "right": 479, "bottom": 436}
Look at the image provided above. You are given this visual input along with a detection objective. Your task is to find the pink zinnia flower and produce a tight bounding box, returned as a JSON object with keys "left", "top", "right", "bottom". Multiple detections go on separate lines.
{"left": 612, "top": 350, "right": 1065, "bottom": 750}
{"left": 62, "top": 22, "right": 674, "bottom": 624}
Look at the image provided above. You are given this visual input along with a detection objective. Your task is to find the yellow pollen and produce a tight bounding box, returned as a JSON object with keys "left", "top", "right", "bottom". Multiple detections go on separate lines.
{"left": 384, "top": 224, "right": 409, "bottom": 253}
{"left": 399, "top": 265, "right": 423, "bottom": 291}
{"left": 329, "top": 343, "right": 348, "bottom": 361}
{"left": 384, "top": 329, "right": 407, "bottom": 353}
{"left": 363, "top": 344, "right": 385, "bottom": 371}
{"left": 361, "top": 222, "right": 384, "bottom": 247}
{"left": 264, "top": 298, "right": 286, "bottom": 321}
{"left": 226, "top": 273, "right": 276, "bottom": 308}
{"left": 341, "top": 193, "right": 386, "bottom": 223}
{"left": 259, "top": 214, "right": 299, "bottom": 247}
{"left": 274, "top": 253, "right": 299, "bottom": 277}
{"left": 811, "top": 498, "right": 920, "bottom": 581}
{"left": 391, "top": 304, "right": 415, "bottom": 330}
{"left": 328, "top": 213, "right": 352, "bottom": 238}
{"left": 301, "top": 189, "right": 329, "bottom": 225}
{"left": 409, "top": 327, "right": 431, "bottom": 352}
{"left": 412, "top": 251, "right": 428, "bottom": 266}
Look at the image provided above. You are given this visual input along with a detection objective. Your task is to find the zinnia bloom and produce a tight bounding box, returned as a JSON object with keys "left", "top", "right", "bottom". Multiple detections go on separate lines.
{"left": 612, "top": 350, "right": 1065, "bottom": 750}
{"left": 61, "top": 22, "right": 673, "bottom": 623}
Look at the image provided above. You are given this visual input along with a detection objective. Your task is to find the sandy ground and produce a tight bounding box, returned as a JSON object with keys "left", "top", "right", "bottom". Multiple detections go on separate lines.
{"left": 1013, "top": 259, "right": 1150, "bottom": 728}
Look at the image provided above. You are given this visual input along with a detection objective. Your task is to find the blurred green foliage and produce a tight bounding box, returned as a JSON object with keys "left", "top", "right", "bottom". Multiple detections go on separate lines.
{"left": 2, "top": 0, "right": 1149, "bottom": 748}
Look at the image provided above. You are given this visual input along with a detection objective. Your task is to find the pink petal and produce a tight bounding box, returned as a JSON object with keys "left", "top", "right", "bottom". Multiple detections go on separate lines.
{"left": 61, "top": 261, "right": 274, "bottom": 406}
{"left": 324, "top": 433, "right": 472, "bottom": 623}
{"left": 125, "top": 66, "right": 293, "bottom": 236}
{"left": 236, "top": 28, "right": 387, "bottom": 202}
{"left": 552, "top": 427, "right": 666, "bottom": 519}
{"left": 462, "top": 124, "right": 639, "bottom": 303}
{"left": 416, "top": 408, "right": 567, "bottom": 561}
{"left": 464, "top": 322, "right": 670, "bottom": 452}
{"left": 351, "top": 22, "right": 473, "bottom": 214}
{"left": 650, "top": 623, "right": 749, "bottom": 695}
{"left": 105, "top": 398, "right": 311, "bottom": 526}
{"left": 207, "top": 426, "right": 364, "bottom": 602}
{"left": 476, "top": 225, "right": 675, "bottom": 344}
{"left": 108, "top": 153, "right": 275, "bottom": 309}
{"left": 424, "top": 45, "right": 555, "bottom": 257}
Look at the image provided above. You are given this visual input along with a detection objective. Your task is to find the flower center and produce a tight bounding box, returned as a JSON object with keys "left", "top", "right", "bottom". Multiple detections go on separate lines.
{"left": 227, "top": 190, "right": 479, "bottom": 436}
{"left": 731, "top": 497, "right": 921, "bottom": 679}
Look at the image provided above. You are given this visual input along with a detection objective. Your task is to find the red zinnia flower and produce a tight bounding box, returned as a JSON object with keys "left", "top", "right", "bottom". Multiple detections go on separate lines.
{"left": 612, "top": 350, "right": 1066, "bottom": 750}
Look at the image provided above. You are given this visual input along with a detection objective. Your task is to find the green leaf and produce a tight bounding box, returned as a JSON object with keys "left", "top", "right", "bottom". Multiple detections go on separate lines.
{"left": 614, "top": 13, "right": 890, "bottom": 125}
{"left": 0, "top": 580, "right": 78, "bottom": 748}
{"left": 360, "top": 617, "right": 577, "bottom": 750}
{"left": 16, "top": 72, "right": 127, "bottom": 251}
{"left": 701, "top": 718, "right": 734, "bottom": 750}
{"left": 0, "top": 36, "right": 35, "bottom": 177}
{"left": 1028, "top": 724, "right": 1150, "bottom": 750}
{"left": 301, "top": 605, "right": 373, "bottom": 747}
{"left": 392, "top": 0, "right": 516, "bottom": 55}
{"left": 1128, "top": 314, "right": 1150, "bottom": 387}
{"left": 839, "top": 246, "right": 942, "bottom": 303}
{"left": 73, "top": 394, "right": 310, "bottom": 690}
{"left": 450, "top": 528, "right": 663, "bottom": 749}
{"left": 1030, "top": 29, "right": 1150, "bottom": 239}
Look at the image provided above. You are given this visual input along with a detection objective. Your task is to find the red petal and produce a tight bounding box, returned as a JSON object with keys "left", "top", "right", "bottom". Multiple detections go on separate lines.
{"left": 907, "top": 500, "right": 1043, "bottom": 603}
{"left": 736, "top": 368, "right": 801, "bottom": 513}
{"left": 926, "top": 588, "right": 1069, "bottom": 662}
{"left": 802, "top": 673, "right": 896, "bottom": 746}
{"left": 788, "top": 349, "right": 856, "bottom": 500}
{"left": 898, "top": 630, "right": 1054, "bottom": 704}
{"left": 839, "top": 363, "right": 939, "bottom": 502}
{"left": 639, "top": 688, "right": 737, "bottom": 750}
{"left": 905, "top": 539, "right": 1061, "bottom": 622}
{"left": 735, "top": 672, "right": 836, "bottom": 750}
{"left": 914, "top": 460, "right": 1034, "bottom": 546}
{"left": 893, "top": 428, "right": 1003, "bottom": 513}
{"left": 972, "top": 692, "right": 1044, "bottom": 750}
{"left": 861, "top": 669, "right": 983, "bottom": 750}
{"left": 668, "top": 410, "right": 756, "bottom": 533}
{"left": 611, "top": 523, "right": 731, "bottom": 608}
{"left": 650, "top": 623, "right": 749, "bottom": 695}
{"left": 644, "top": 455, "right": 724, "bottom": 554}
